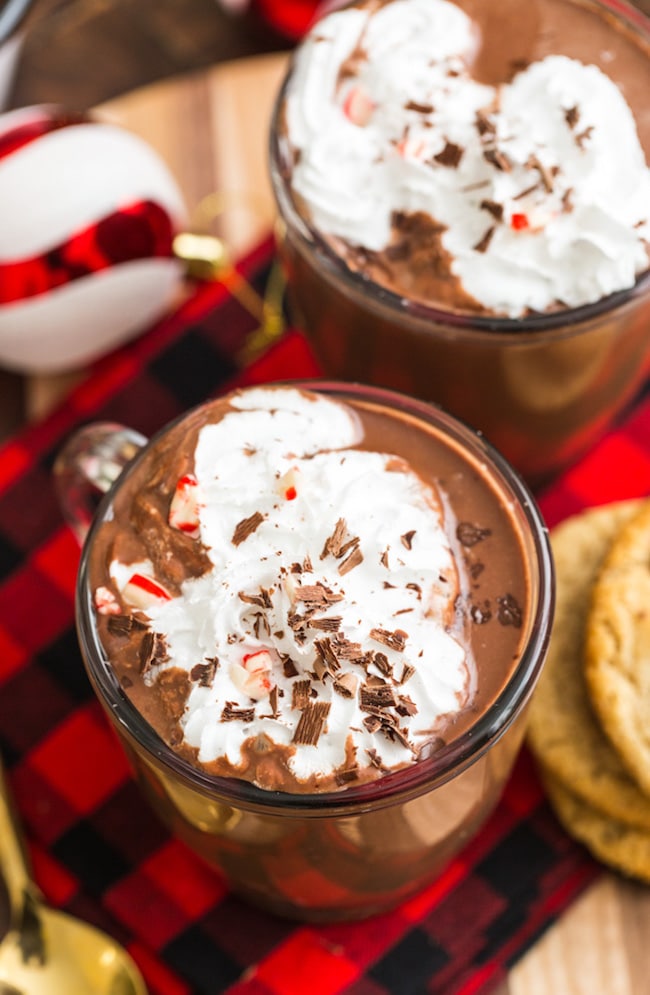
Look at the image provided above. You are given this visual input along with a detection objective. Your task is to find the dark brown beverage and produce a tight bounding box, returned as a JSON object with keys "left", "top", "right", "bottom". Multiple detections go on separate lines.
{"left": 72, "top": 383, "right": 553, "bottom": 919}
{"left": 270, "top": 0, "right": 650, "bottom": 485}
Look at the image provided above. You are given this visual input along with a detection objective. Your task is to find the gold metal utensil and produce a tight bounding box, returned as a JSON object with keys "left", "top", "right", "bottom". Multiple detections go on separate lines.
{"left": 0, "top": 757, "right": 148, "bottom": 995}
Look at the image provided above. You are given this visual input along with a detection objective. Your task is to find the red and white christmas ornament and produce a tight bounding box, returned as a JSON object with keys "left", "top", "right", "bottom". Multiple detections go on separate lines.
{"left": 0, "top": 104, "right": 188, "bottom": 374}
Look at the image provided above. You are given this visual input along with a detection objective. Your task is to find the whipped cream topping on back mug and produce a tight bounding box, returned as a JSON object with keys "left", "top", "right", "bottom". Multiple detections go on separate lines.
{"left": 282, "top": 0, "right": 650, "bottom": 316}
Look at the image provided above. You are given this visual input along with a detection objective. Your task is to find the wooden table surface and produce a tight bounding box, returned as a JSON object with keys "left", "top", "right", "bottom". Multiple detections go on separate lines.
{"left": 7, "top": 51, "right": 650, "bottom": 992}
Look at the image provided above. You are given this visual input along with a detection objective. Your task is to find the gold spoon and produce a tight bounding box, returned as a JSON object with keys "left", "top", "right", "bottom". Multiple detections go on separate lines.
{"left": 0, "top": 757, "right": 148, "bottom": 995}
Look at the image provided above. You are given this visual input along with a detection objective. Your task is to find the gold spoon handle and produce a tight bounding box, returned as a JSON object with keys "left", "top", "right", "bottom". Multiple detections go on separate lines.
{"left": 0, "top": 758, "right": 39, "bottom": 915}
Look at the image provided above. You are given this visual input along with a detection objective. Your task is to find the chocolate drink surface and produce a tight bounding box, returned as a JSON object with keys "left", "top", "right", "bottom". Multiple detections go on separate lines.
{"left": 88, "top": 385, "right": 530, "bottom": 794}
{"left": 278, "top": 0, "right": 650, "bottom": 317}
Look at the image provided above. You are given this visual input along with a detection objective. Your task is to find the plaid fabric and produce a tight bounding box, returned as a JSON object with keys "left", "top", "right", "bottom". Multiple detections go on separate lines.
{"left": 4, "top": 233, "right": 649, "bottom": 995}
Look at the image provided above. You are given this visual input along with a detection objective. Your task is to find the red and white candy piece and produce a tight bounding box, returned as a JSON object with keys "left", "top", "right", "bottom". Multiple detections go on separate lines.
{"left": 396, "top": 135, "right": 426, "bottom": 160}
{"left": 94, "top": 586, "right": 121, "bottom": 616}
{"left": 276, "top": 466, "right": 300, "bottom": 502}
{"left": 342, "top": 87, "right": 375, "bottom": 127}
{"left": 169, "top": 473, "right": 202, "bottom": 538}
{"left": 230, "top": 649, "right": 277, "bottom": 700}
{"left": 122, "top": 572, "right": 172, "bottom": 610}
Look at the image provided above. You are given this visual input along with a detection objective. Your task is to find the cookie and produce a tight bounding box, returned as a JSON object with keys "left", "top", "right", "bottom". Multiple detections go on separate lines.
{"left": 542, "top": 770, "right": 650, "bottom": 884}
{"left": 527, "top": 500, "right": 650, "bottom": 830}
{"left": 585, "top": 499, "right": 650, "bottom": 798}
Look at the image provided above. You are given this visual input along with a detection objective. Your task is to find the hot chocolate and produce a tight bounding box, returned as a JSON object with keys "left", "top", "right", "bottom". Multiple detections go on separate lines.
{"left": 88, "top": 385, "right": 529, "bottom": 793}
{"left": 270, "top": 0, "right": 650, "bottom": 485}
{"left": 71, "top": 382, "right": 553, "bottom": 919}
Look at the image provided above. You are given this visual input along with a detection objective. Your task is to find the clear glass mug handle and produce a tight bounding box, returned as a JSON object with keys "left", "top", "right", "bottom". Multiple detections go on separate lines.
{"left": 53, "top": 423, "right": 147, "bottom": 544}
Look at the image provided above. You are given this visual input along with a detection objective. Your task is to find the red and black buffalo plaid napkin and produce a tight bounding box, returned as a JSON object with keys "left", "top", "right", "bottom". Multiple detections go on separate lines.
{"left": 1, "top": 234, "right": 648, "bottom": 995}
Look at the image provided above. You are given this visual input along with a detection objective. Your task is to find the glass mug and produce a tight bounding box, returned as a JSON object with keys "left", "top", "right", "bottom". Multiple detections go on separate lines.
{"left": 268, "top": 0, "right": 650, "bottom": 489}
{"left": 55, "top": 382, "right": 554, "bottom": 922}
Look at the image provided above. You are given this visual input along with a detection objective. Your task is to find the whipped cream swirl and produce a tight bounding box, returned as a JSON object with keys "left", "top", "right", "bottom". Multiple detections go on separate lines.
{"left": 283, "top": 0, "right": 650, "bottom": 316}
{"left": 114, "top": 387, "right": 472, "bottom": 785}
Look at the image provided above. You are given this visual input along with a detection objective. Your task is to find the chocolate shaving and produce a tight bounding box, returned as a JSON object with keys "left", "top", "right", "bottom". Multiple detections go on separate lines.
{"left": 314, "top": 637, "right": 341, "bottom": 674}
{"left": 333, "top": 672, "right": 358, "bottom": 698}
{"left": 405, "top": 99, "right": 434, "bottom": 114}
{"left": 373, "top": 651, "right": 393, "bottom": 676}
{"left": 513, "top": 182, "right": 540, "bottom": 201}
{"left": 397, "top": 663, "right": 416, "bottom": 685}
{"left": 295, "top": 583, "right": 343, "bottom": 608}
{"left": 396, "top": 695, "right": 418, "bottom": 717}
{"left": 308, "top": 615, "right": 343, "bottom": 632}
{"left": 107, "top": 614, "right": 146, "bottom": 637}
{"left": 287, "top": 612, "right": 309, "bottom": 644}
{"left": 338, "top": 546, "right": 364, "bottom": 575}
{"left": 366, "top": 748, "right": 390, "bottom": 772}
{"left": 483, "top": 147, "right": 512, "bottom": 172}
{"left": 363, "top": 714, "right": 383, "bottom": 734}
{"left": 480, "top": 199, "right": 504, "bottom": 222}
{"left": 331, "top": 634, "right": 364, "bottom": 661}
{"left": 262, "top": 685, "right": 280, "bottom": 719}
{"left": 380, "top": 550, "right": 390, "bottom": 568}
{"left": 385, "top": 724, "right": 416, "bottom": 752}
{"left": 239, "top": 588, "right": 272, "bottom": 608}
{"left": 139, "top": 631, "right": 169, "bottom": 675}
{"left": 433, "top": 140, "right": 464, "bottom": 168}
{"left": 406, "top": 582, "right": 422, "bottom": 599}
{"left": 292, "top": 679, "right": 312, "bottom": 710}
{"left": 321, "top": 518, "right": 348, "bottom": 559}
{"left": 232, "top": 511, "right": 264, "bottom": 546}
{"left": 456, "top": 522, "right": 492, "bottom": 547}
{"left": 562, "top": 188, "right": 574, "bottom": 213}
{"left": 360, "top": 683, "right": 398, "bottom": 710}
{"left": 527, "top": 154, "right": 554, "bottom": 193}
{"left": 565, "top": 104, "right": 580, "bottom": 129}
{"left": 253, "top": 611, "right": 270, "bottom": 639}
{"left": 282, "top": 655, "right": 299, "bottom": 678}
{"left": 221, "top": 702, "right": 255, "bottom": 722}
{"left": 190, "top": 657, "right": 219, "bottom": 686}
{"left": 473, "top": 226, "right": 495, "bottom": 254}
{"left": 292, "top": 701, "right": 331, "bottom": 745}
{"left": 369, "top": 627, "right": 407, "bottom": 652}
{"left": 575, "top": 125, "right": 594, "bottom": 149}
{"left": 335, "top": 766, "right": 360, "bottom": 786}
{"left": 475, "top": 109, "right": 496, "bottom": 137}
{"left": 400, "top": 530, "right": 416, "bottom": 550}
{"left": 497, "top": 593, "right": 523, "bottom": 628}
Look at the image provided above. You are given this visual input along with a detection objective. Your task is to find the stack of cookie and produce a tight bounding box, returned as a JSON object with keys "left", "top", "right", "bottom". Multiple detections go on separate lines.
{"left": 528, "top": 500, "right": 650, "bottom": 882}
